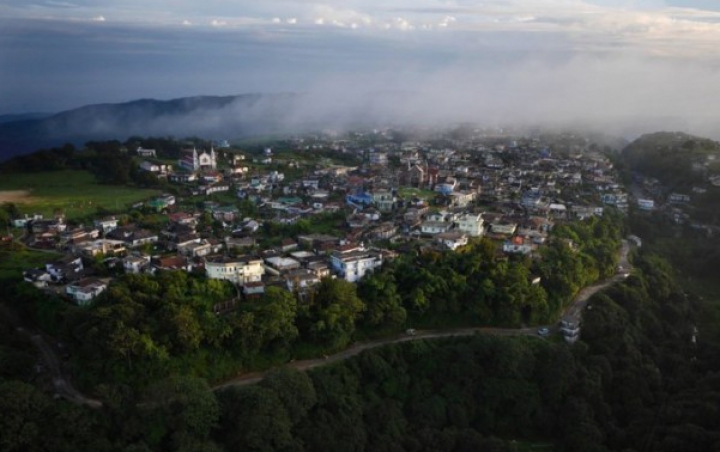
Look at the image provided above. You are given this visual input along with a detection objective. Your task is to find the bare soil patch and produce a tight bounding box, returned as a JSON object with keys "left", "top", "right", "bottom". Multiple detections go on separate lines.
{"left": 0, "top": 190, "right": 35, "bottom": 203}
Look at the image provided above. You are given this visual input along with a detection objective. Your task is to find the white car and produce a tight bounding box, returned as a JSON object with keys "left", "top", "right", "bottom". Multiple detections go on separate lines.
{"left": 537, "top": 327, "right": 550, "bottom": 337}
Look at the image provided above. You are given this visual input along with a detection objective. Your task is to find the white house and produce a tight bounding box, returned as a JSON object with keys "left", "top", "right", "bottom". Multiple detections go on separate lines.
{"left": 637, "top": 199, "right": 655, "bottom": 211}
{"left": 330, "top": 247, "right": 383, "bottom": 283}
{"left": 123, "top": 255, "right": 151, "bottom": 273}
{"left": 436, "top": 231, "right": 469, "bottom": 251}
{"left": 94, "top": 217, "right": 119, "bottom": 234}
{"left": 420, "top": 221, "right": 453, "bottom": 235}
{"left": 66, "top": 278, "right": 107, "bottom": 306}
{"left": 456, "top": 213, "right": 484, "bottom": 237}
{"left": 490, "top": 222, "right": 517, "bottom": 235}
{"left": 205, "top": 255, "right": 264, "bottom": 285}
{"left": 137, "top": 147, "right": 157, "bottom": 158}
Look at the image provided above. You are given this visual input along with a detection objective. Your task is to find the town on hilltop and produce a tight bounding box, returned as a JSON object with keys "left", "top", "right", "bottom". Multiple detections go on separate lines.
{"left": 15, "top": 127, "right": 629, "bottom": 309}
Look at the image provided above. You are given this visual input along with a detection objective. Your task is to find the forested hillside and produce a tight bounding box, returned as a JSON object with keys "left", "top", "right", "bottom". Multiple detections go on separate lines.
{"left": 2, "top": 251, "right": 712, "bottom": 451}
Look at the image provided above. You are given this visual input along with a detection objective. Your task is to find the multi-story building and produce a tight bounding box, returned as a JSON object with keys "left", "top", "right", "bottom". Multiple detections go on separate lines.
{"left": 205, "top": 255, "right": 264, "bottom": 285}
{"left": 330, "top": 246, "right": 383, "bottom": 283}
{"left": 456, "top": 213, "right": 485, "bottom": 237}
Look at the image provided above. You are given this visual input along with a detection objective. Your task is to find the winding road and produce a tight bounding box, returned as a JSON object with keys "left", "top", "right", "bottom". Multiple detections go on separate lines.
{"left": 212, "top": 240, "right": 632, "bottom": 390}
{"left": 26, "top": 240, "right": 631, "bottom": 401}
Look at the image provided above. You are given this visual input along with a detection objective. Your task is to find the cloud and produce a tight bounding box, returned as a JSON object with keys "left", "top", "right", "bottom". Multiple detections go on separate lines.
{"left": 286, "top": 17, "right": 297, "bottom": 24}
{"left": 92, "top": 15, "right": 105, "bottom": 22}
{"left": 182, "top": 19, "right": 192, "bottom": 26}
{"left": 210, "top": 19, "right": 226, "bottom": 27}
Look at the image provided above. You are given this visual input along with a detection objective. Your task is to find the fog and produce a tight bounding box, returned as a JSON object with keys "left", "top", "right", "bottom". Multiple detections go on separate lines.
{"left": 133, "top": 54, "right": 720, "bottom": 142}
{"left": 3, "top": 11, "right": 720, "bottom": 149}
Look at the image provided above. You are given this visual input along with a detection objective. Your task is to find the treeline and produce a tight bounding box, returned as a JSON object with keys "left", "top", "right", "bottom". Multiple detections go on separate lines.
{"left": 3, "top": 252, "right": 711, "bottom": 451}
{"left": 0, "top": 138, "right": 209, "bottom": 186}
{"left": 53, "top": 273, "right": 366, "bottom": 388}
{"left": 622, "top": 131, "right": 719, "bottom": 191}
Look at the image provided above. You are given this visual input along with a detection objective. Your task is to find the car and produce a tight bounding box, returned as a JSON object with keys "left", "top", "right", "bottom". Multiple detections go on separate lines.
{"left": 537, "top": 327, "right": 550, "bottom": 337}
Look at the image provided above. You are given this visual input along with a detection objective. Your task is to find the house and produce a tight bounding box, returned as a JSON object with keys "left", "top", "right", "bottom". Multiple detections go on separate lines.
{"left": 503, "top": 236, "right": 534, "bottom": 255}
{"left": 369, "top": 222, "right": 397, "bottom": 240}
{"left": 243, "top": 281, "right": 266, "bottom": 297}
{"left": 330, "top": 246, "right": 383, "bottom": 282}
{"left": 23, "top": 269, "right": 52, "bottom": 288}
{"left": 490, "top": 222, "right": 517, "bottom": 236}
{"left": 372, "top": 189, "right": 396, "bottom": 212}
{"left": 668, "top": 193, "right": 691, "bottom": 204}
{"left": 226, "top": 236, "right": 256, "bottom": 250}
{"left": 205, "top": 255, "right": 265, "bottom": 285}
{"left": 264, "top": 256, "right": 301, "bottom": 274}
{"left": 436, "top": 231, "right": 469, "bottom": 251}
{"left": 75, "top": 239, "right": 126, "bottom": 257}
{"left": 204, "top": 184, "right": 230, "bottom": 196}
{"left": 420, "top": 221, "right": 453, "bottom": 236}
{"left": 152, "top": 255, "right": 192, "bottom": 272}
{"left": 179, "top": 239, "right": 214, "bottom": 257}
{"left": 137, "top": 147, "right": 157, "bottom": 158}
{"left": 285, "top": 269, "right": 321, "bottom": 292}
{"left": 46, "top": 257, "right": 84, "bottom": 283}
{"left": 123, "top": 255, "right": 151, "bottom": 274}
{"left": 107, "top": 227, "right": 159, "bottom": 248}
{"left": 211, "top": 205, "right": 240, "bottom": 222}
{"left": 456, "top": 213, "right": 485, "bottom": 237}
{"left": 280, "top": 239, "right": 298, "bottom": 252}
{"left": 169, "top": 172, "right": 197, "bottom": 183}
{"left": 94, "top": 217, "right": 119, "bottom": 234}
{"left": 448, "top": 191, "right": 475, "bottom": 208}
{"left": 303, "top": 258, "right": 330, "bottom": 278}
{"left": 66, "top": 278, "right": 107, "bottom": 306}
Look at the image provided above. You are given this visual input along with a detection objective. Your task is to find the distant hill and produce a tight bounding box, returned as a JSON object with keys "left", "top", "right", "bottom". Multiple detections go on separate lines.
{"left": 0, "top": 91, "right": 422, "bottom": 161}
{"left": 0, "top": 94, "right": 303, "bottom": 160}
{"left": 622, "top": 131, "right": 720, "bottom": 190}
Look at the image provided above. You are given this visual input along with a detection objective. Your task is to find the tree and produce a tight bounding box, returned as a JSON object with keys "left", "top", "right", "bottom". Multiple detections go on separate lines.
{"left": 357, "top": 271, "right": 406, "bottom": 329}
{"left": 0, "top": 381, "right": 50, "bottom": 452}
{"left": 301, "top": 278, "right": 365, "bottom": 347}
{"left": 260, "top": 367, "right": 317, "bottom": 424}
{"left": 256, "top": 287, "right": 299, "bottom": 350}
{"left": 218, "top": 386, "right": 295, "bottom": 452}
{"left": 141, "top": 376, "right": 220, "bottom": 448}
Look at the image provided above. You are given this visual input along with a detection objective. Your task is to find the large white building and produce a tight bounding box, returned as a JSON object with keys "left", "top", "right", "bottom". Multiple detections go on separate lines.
{"left": 330, "top": 246, "right": 383, "bottom": 283}
{"left": 456, "top": 213, "right": 485, "bottom": 237}
{"left": 205, "top": 255, "right": 264, "bottom": 285}
{"left": 179, "top": 147, "right": 217, "bottom": 172}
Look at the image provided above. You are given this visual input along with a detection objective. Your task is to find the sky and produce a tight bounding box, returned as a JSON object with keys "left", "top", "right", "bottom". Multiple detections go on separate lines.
{"left": 2, "top": 0, "right": 720, "bottom": 136}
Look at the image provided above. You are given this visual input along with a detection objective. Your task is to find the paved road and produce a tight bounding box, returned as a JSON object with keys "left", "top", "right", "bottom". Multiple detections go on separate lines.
{"left": 213, "top": 240, "right": 632, "bottom": 390}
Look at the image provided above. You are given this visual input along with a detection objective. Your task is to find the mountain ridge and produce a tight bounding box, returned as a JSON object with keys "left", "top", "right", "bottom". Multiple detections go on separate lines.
{"left": 0, "top": 93, "right": 306, "bottom": 160}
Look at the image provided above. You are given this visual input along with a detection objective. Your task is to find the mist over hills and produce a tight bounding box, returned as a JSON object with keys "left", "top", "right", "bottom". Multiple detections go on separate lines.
{"left": 0, "top": 92, "right": 427, "bottom": 160}
{"left": 0, "top": 84, "right": 706, "bottom": 162}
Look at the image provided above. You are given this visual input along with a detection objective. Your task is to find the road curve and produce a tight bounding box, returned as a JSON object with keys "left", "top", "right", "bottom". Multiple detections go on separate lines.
{"left": 213, "top": 240, "right": 632, "bottom": 390}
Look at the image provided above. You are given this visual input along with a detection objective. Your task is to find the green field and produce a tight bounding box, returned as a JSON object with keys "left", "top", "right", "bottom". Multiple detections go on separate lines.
{"left": 0, "top": 170, "right": 160, "bottom": 219}
{"left": 398, "top": 187, "right": 437, "bottom": 199}
{"left": 0, "top": 247, "right": 61, "bottom": 280}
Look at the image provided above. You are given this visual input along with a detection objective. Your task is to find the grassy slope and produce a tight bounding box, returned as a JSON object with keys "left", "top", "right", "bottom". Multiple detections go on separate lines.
{"left": 0, "top": 170, "right": 160, "bottom": 219}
